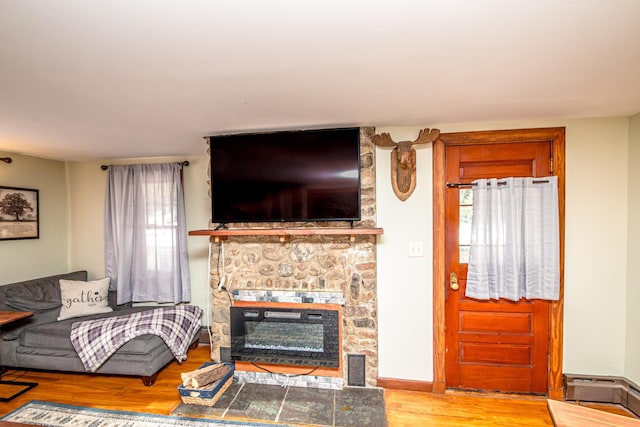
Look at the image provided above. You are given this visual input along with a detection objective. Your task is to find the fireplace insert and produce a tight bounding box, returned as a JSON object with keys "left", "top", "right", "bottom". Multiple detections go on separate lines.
{"left": 230, "top": 306, "right": 340, "bottom": 367}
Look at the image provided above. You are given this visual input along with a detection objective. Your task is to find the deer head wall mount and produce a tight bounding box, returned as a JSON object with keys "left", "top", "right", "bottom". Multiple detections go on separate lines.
{"left": 373, "top": 128, "right": 440, "bottom": 201}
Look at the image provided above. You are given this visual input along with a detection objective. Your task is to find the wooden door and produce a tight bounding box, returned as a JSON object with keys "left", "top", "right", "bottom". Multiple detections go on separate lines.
{"left": 438, "top": 129, "right": 564, "bottom": 394}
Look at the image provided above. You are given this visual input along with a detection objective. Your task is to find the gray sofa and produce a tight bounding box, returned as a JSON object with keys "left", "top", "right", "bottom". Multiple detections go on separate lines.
{"left": 0, "top": 271, "right": 199, "bottom": 385}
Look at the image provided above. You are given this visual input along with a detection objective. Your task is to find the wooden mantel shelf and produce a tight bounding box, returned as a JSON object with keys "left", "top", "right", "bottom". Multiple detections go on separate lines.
{"left": 188, "top": 227, "right": 383, "bottom": 242}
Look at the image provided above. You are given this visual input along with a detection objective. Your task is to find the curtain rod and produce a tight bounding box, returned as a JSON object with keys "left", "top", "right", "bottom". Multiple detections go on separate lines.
{"left": 446, "top": 179, "right": 550, "bottom": 188}
{"left": 100, "top": 161, "right": 189, "bottom": 171}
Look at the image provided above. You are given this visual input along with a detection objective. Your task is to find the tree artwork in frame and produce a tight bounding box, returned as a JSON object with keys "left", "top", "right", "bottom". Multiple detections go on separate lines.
{"left": 0, "top": 186, "right": 39, "bottom": 240}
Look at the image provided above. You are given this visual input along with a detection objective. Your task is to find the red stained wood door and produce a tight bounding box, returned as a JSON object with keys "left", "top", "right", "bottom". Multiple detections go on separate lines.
{"left": 444, "top": 138, "right": 553, "bottom": 394}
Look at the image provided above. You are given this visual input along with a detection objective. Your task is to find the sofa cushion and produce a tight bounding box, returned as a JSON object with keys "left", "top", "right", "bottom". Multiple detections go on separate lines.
{"left": 20, "top": 307, "right": 168, "bottom": 354}
{"left": 1, "top": 307, "right": 61, "bottom": 341}
{"left": 5, "top": 286, "right": 60, "bottom": 311}
{"left": 57, "top": 277, "right": 113, "bottom": 321}
{"left": 1, "top": 271, "right": 87, "bottom": 312}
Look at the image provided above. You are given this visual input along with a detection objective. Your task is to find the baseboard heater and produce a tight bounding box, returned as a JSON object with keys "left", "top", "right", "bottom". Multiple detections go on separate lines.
{"left": 564, "top": 374, "right": 640, "bottom": 417}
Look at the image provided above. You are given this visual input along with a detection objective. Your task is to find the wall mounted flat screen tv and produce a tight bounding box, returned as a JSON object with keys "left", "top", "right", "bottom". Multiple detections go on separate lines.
{"left": 210, "top": 127, "right": 361, "bottom": 224}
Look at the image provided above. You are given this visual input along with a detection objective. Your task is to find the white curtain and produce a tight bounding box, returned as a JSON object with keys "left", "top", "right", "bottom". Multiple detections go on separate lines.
{"left": 465, "top": 176, "right": 560, "bottom": 301}
{"left": 104, "top": 163, "right": 191, "bottom": 305}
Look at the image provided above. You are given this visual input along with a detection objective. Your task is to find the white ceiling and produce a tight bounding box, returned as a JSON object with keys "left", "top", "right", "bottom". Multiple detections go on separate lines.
{"left": 1, "top": 0, "right": 640, "bottom": 161}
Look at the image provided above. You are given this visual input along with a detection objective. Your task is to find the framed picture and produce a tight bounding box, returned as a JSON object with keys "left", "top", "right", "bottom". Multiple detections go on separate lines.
{"left": 0, "top": 186, "right": 39, "bottom": 240}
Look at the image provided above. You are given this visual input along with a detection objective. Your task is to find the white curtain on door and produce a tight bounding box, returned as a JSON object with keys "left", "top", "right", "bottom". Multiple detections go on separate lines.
{"left": 465, "top": 176, "right": 560, "bottom": 301}
{"left": 104, "top": 163, "right": 191, "bottom": 305}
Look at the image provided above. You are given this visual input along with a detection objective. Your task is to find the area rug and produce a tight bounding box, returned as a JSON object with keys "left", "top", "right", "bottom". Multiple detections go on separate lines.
{"left": 1, "top": 401, "right": 296, "bottom": 427}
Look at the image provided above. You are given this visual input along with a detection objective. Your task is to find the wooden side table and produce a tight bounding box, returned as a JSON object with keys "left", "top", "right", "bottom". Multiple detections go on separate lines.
{"left": 0, "top": 311, "right": 38, "bottom": 402}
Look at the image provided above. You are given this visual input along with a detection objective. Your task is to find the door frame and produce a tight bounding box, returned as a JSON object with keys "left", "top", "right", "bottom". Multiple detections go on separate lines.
{"left": 432, "top": 127, "right": 566, "bottom": 399}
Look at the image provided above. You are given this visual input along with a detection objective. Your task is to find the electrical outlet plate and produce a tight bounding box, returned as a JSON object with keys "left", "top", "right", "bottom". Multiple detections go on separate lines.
{"left": 408, "top": 241, "right": 424, "bottom": 257}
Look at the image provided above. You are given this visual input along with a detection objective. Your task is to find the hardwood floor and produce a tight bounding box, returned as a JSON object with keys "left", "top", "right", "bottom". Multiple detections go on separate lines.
{"left": 0, "top": 346, "right": 636, "bottom": 426}
{"left": 384, "top": 389, "right": 549, "bottom": 426}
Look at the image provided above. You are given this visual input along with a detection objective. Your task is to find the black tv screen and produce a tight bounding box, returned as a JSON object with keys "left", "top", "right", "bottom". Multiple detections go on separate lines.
{"left": 210, "top": 127, "right": 361, "bottom": 223}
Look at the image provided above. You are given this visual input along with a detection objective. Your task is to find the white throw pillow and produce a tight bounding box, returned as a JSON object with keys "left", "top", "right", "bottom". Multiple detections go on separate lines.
{"left": 57, "top": 277, "right": 113, "bottom": 321}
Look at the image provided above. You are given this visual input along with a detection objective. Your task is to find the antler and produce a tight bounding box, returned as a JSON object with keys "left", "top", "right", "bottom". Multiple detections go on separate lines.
{"left": 372, "top": 132, "right": 398, "bottom": 147}
{"left": 413, "top": 128, "right": 440, "bottom": 145}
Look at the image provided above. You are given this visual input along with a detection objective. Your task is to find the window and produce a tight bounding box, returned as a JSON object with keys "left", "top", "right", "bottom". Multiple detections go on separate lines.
{"left": 104, "top": 163, "right": 190, "bottom": 304}
{"left": 459, "top": 188, "right": 473, "bottom": 264}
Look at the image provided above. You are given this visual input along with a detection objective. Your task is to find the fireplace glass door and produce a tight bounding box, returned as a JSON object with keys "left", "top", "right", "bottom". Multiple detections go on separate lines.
{"left": 230, "top": 307, "right": 339, "bottom": 367}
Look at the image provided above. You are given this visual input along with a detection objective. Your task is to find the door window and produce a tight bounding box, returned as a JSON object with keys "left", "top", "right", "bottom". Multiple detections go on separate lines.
{"left": 459, "top": 188, "right": 473, "bottom": 264}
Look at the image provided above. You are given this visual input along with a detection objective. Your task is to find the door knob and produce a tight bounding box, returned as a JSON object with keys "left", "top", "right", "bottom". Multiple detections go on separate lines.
{"left": 450, "top": 272, "right": 459, "bottom": 291}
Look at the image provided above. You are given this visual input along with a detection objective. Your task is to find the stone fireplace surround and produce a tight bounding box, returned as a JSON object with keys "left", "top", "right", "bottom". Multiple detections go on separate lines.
{"left": 206, "top": 127, "right": 379, "bottom": 388}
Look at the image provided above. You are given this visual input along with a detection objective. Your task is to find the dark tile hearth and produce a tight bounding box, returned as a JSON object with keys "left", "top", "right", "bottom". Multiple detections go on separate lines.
{"left": 173, "top": 383, "right": 388, "bottom": 427}
{"left": 279, "top": 386, "right": 335, "bottom": 426}
{"left": 228, "top": 383, "right": 288, "bottom": 421}
{"left": 334, "top": 387, "right": 387, "bottom": 427}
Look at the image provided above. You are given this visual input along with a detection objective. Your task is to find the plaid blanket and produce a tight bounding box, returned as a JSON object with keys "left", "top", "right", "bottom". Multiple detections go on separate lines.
{"left": 70, "top": 305, "right": 203, "bottom": 372}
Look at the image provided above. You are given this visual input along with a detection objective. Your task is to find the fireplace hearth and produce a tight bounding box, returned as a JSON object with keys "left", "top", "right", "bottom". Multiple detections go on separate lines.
{"left": 230, "top": 306, "right": 340, "bottom": 368}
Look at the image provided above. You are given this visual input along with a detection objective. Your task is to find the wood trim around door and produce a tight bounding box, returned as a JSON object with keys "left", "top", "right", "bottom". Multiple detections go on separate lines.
{"left": 432, "top": 127, "right": 566, "bottom": 399}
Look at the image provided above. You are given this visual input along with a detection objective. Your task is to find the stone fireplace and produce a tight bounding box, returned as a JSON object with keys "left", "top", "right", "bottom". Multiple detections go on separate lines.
{"left": 206, "top": 127, "right": 379, "bottom": 388}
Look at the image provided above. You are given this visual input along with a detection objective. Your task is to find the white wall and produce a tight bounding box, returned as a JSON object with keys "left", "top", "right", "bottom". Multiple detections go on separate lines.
{"left": 626, "top": 113, "right": 640, "bottom": 385}
{"left": 563, "top": 118, "right": 629, "bottom": 375}
{"left": 66, "top": 155, "right": 211, "bottom": 315}
{"left": 376, "top": 117, "right": 631, "bottom": 381}
{"left": 376, "top": 130, "right": 433, "bottom": 382}
{"left": 0, "top": 151, "right": 69, "bottom": 284}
